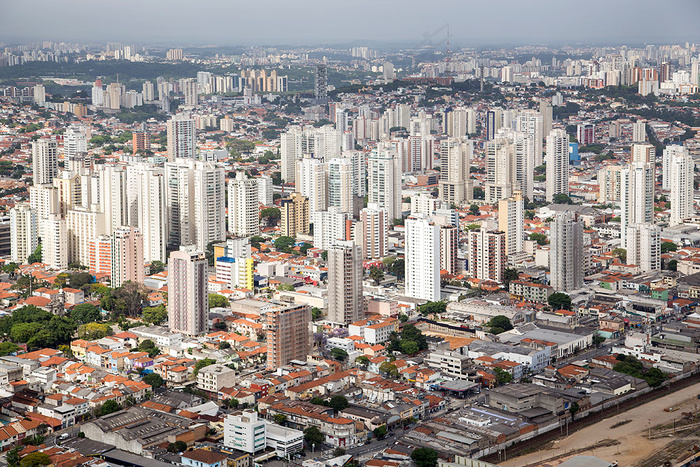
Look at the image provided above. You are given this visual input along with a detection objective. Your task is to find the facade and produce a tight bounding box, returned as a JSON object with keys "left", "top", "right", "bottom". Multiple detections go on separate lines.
{"left": 545, "top": 129, "right": 569, "bottom": 202}
{"left": 439, "top": 224, "right": 459, "bottom": 275}
{"left": 111, "top": 226, "right": 144, "bottom": 288}
{"left": 550, "top": 211, "right": 584, "bottom": 292}
{"left": 89, "top": 235, "right": 112, "bottom": 274}
{"left": 168, "top": 246, "right": 208, "bottom": 336}
{"left": 498, "top": 191, "right": 524, "bottom": 255}
{"left": 10, "top": 204, "right": 38, "bottom": 264}
{"left": 166, "top": 115, "right": 196, "bottom": 161}
{"left": 280, "top": 193, "right": 309, "bottom": 237}
{"left": 32, "top": 138, "right": 58, "bottom": 186}
{"left": 598, "top": 165, "right": 624, "bottom": 203}
{"left": 327, "top": 158, "right": 355, "bottom": 215}
{"left": 266, "top": 305, "right": 311, "bottom": 370}
{"left": 620, "top": 161, "right": 654, "bottom": 248}
{"left": 468, "top": 229, "right": 506, "bottom": 283}
{"left": 359, "top": 204, "right": 388, "bottom": 260}
{"left": 66, "top": 207, "right": 106, "bottom": 267}
{"left": 224, "top": 411, "right": 266, "bottom": 454}
{"left": 666, "top": 145, "right": 694, "bottom": 226}
{"left": 367, "top": 144, "right": 402, "bottom": 221}
{"left": 43, "top": 213, "right": 67, "bottom": 269}
{"left": 405, "top": 214, "right": 440, "bottom": 301}
{"left": 228, "top": 172, "right": 260, "bottom": 237}
{"left": 577, "top": 123, "right": 595, "bottom": 145}
{"left": 439, "top": 137, "right": 473, "bottom": 205}
{"left": 327, "top": 241, "right": 363, "bottom": 325}
{"left": 295, "top": 156, "right": 328, "bottom": 216}
{"left": 626, "top": 223, "right": 661, "bottom": 272}
{"left": 312, "top": 208, "right": 350, "bottom": 251}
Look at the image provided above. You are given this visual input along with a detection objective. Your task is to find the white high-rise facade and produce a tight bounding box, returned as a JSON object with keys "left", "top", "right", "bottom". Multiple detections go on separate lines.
{"left": 439, "top": 137, "right": 473, "bottom": 205}
{"left": 550, "top": 211, "right": 583, "bottom": 292}
{"left": 665, "top": 145, "right": 694, "bottom": 226}
{"left": 111, "top": 226, "right": 144, "bottom": 288}
{"left": 10, "top": 204, "right": 38, "bottom": 264}
{"left": 280, "top": 125, "right": 341, "bottom": 184}
{"left": 64, "top": 125, "right": 87, "bottom": 159}
{"left": 295, "top": 156, "right": 328, "bottom": 217}
{"left": 620, "top": 161, "right": 654, "bottom": 248}
{"left": 405, "top": 214, "right": 440, "bottom": 302}
{"left": 43, "top": 213, "right": 67, "bottom": 270}
{"left": 66, "top": 207, "right": 106, "bottom": 267}
{"left": 327, "top": 240, "right": 363, "bottom": 325}
{"left": 546, "top": 129, "right": 570, "bottom": 202}
{"left": 632, "top": 121, "right": 646, "bottom": 143}
{"left": 468, "top": 228, "right": 506, "bottom": 283}
{"left": 516, "top": 111, "right": 544, "bottom": 166}
{"left": 368, "top": 144, "right": 402, "bottom": 221}
{"left": 498, "top": 191, "right": 524, "bottom": 255}
{"left": 327, "top": 158, "right": 355, "bottom": 215}
{"left": 229, "top": 172, "right": 260, "bottom": 237}
{"left": 166, "top": 115, "right": 196, "bottom": 161}
{"left": 359, "top": 204, "right": 388, "bottom": 260}
{"left": 168, "top": 246, "right": 207, "bottom": 336}
{"left": 312, "top": 208, "right": 350, "bottom": 251}
{"left": 32, "top": 138, "right": 58, "bottom": 186}
{"left": 128, "top": 165, "right": 167, "bottom": 263}
{"left": 626, "top": 223, "right": 661, "bottom": 272}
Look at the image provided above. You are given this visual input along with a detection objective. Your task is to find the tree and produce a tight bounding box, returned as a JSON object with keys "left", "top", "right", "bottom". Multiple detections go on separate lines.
{"left": 473, "top": 187, "right": 485, "bottom": 200}
{"left": 503, "top": 268, "right": 520, "bottom": 288}
{"left": 19, "top": 452, "right": 51, "bottom": 467}
{"left": 27, "top": 244, "right": 42, "bottom": 264}
{"left": 355, "top": 356, "right": 370, "bottom": 367}
{"left": 373, "top": 425, "right": 388, "bottom": 438}
{"left": 369, "top": 266, "right": 384, "bottom": 286}
{"left": 167, "top": 441, "right": 187, "bottom": 453}
{"left": 100, "top": 399, "right": 121, "bottom": 416}
{"left": 304, "top": 426, "right": 324, "bottom": 447}
{"left": 400, "top": 324, "right": 428, "bottom": 350}
{"left": 400, "top": 340, "right": 419, "bottom": 355}
{"left": 70, "top": 303, "right": 101, "bottom": 324}
{"left": 493, "top": 367, "right": 513, "bottom": 385}
{"left": 667, "top": 259, "right": 678, "bottom": 271}
{"left": 260, "top": 207, "right": 281, "bottom": 226}
{"left": 398, "top": 313, "right": 409, "bottom": 323}
{"left": 487, "top": 315, "right": 513, "bottom": 335}
{"left": 388, "top": 258, "right": 405, "bottom": 280}
{"left": 278, "top": 283, "right": 295, "bottom": 291}
{"left": 311, "top": 307, "right": 322, "bottom": 321}
{"left": 332, "top": 448, "right": 346, "bottom": 457}
{"left": 612, "top": 248, "right": 627, "bottom": 263}
{"left": 113, "top": 281, "right": 146, "bottom": 317}
{"left": 553, "top": 194, "right": 573, "bottom": 204}
{"left": 142, "top": 305, "right": 168, "bottom": 325}
{"left": 592, "top": 332, "right": 606, "bottom": 347}
{"left": 69, "top": 272, "right": 94, "bottom": 288}
{"left": 274, "top": 236, "right": 295, "bottom": 252}
{"left": 78, "top": 322, "right": 112, "bottom": 340}
{"left": 529, "top": 232, "right": 548, "bottom": 245}
{"left": 331, "top": 348, "right": 348, "bottom": 361}
{"left": 379, "top": 362, "right": 399, "bottom": 378}
{"left": 0, "top": 342, "right": 19, "bottom": 356}
{"left": 570, "top": 401, "right": 580, "bottom": 417}
{"left": 219, "top": 341, "right": 231, "bottom": 349}
{"left": 193, "top": 358, "right": 216, "bottom": 376}
{"left": 469, "top": 204, "right": 480, "bottom": 216}
{"left": 329, "top": 395, "right": 349, "bottom": 412}
{"left": 419, "top": 301, "right": 446, "bottom": 316}
{"left": 548, "top": 292, "right": 572, "bottom": 310}
{"left": 150, "top": 260, "right": 166, "bottom": 274}
{"left": 411, "top": 448, "right": 439, "bottom": 467}
{"left": 209, "top": 294, "right": 230, "bottom": 309}
{"left": 142, "top": 373, "right": 164, "bottom": 388}
{"left": 661, "top": 241, "right": 678, "bottom": 254}
{"left": 7, "top": 447, "right": 20, "bottom": 467}
{"left": 274, "top": 414, "right": 288, "bottom": 425}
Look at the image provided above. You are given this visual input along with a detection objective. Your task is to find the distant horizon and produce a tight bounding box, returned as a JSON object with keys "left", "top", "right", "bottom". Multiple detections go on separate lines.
{"left": 2, "top": 0, "right": 699, "bottom": 48}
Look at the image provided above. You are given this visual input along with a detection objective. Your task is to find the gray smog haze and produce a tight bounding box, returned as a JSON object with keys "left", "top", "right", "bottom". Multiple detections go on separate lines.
{"left": 2, "top": 0, "right": 699, "bottom": 46}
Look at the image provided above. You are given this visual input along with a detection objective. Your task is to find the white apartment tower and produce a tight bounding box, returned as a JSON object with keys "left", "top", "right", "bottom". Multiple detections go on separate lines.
{"left": 32, "top": 138, "right": 58, "bottom": 186}
{"left": 667, "top": 145, "right": 694, "bottom": 226}
{"left": 166, "top": 115, "right": 196, "bottom": 161}
{"left": 229, "top": 171, "right": 260, "bottom": 237}
{"left": 368, "top": 144, "right": 402, "bottom": 221}
{"left": 439, "top": 137, "right": 473, "bottom": 205}
{"left": 63, "top": 125, "right": 87, "bottom": 159}
{"left": 43, "top": 213, "right": 67, "bottom": 270}
{"left": 498, "top": 191, "right": 524, "bottom": 255}
{"left": 327, "top": 158, "right": 355, "bottom": 215}
{"left": 168, "top": 246, "right": 208, "bottom": 336}
{"left": 632, "top": 121, "right": 646, "bottom": 143}
{"left": 620, "top": 161, "right": 655, "bottom": 248}
{"left": 327, "top": 240, "right": 363, "bottom": 325}
{"left": 546, "top": 129, "right": 570, "bottom": 203}
{"left": 359, "top": 204, "right": 388, "bottom": 260}
{"left": 626, "top": 223, "right": 661, "bottom": 272}
{"left": 468, "top": 229, "right": 506, "bottom": 283}
{"left": 10, "top": 204, "right": 38, "bottom": 264}
{"left": 550, "top": 211, "right": 584, "bottom": 292}
{"left": 405, "top": 214, "right": 440, "bottom": 302}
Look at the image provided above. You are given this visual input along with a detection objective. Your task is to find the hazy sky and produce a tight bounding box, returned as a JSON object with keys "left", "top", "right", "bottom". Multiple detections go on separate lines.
{"left": 2, "top": 0, "right": 699, "bottom": 47}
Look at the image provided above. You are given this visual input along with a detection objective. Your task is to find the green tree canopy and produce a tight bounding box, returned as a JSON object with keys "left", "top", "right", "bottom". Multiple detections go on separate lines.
{"left": 548, "top": 292, "right": 572, "bottom": 310}
{"left": 303, "top": 426, "right": 324, "bottom": 447}
{"left": 411, "top": 448, "right": 439, "bottom": 467}
{"left": 487, "top": 315, "right": 513, "bottom": 334}
{"left": 19, "top": 452, "right": 51, "bottom": 467}
{"left": 553, "top": 194, "right": 573, "bottom": 204}
{"left": 328, "top": 395, "right": 349, "bottom": 412}
{"left": 274, "top": 236, "right": 296, "bottom": 252}
{"left": 142, "top": 373, "right": 164, "bottom": 389}
{"left": 100, "top": 399, "right": 121, "bottom": 416}
{"left": 529, "top": 232, "right": 548, "bottom": 245}
{"left": 330, "top": 348, "right": 348, "bottom": 361}
{"left": 503, "top": 268, "right": 520, "bottom": 288}
{"left": 400, "top": 340, "right": 419, "bottom": 355}
{"left": 150, "top": 260, "right": 166, "bottom": 274}
{"left": 369, "top": 265, "right": 384, "bottom": 286}
{"left": 70, "top": 303, "right": 101, "bottom": 324}
{"left": 27, "top": 244, "right": 42, "bottom": 264}
{"left": 419, "top": 301, "right": 446, "bottom": 316}
{"left": 493, "top": 367, "right": 513, "bottom": 384}
{"left": 193, "top": 358, "right": 216, "bottom": 376}
{"left": 661, "top": 241, "right": 678, "bottom": 254}
{"left": 209, "top": 294, "right": 230, "bottom": 309}
{"left": 142, "top": 305, "right": 168, "bottom": 325}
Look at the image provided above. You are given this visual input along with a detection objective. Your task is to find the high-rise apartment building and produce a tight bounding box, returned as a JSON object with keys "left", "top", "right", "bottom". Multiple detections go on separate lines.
{"left": 111, "top": 226, "right": 144, "bottom": 288}
{"left": 10, "top": 204, "right": 38, "bottom": 264}
{"left": 598, "top": 165, "right": 625, "bottom": 203}
{"left": 280, "top": 193, "right": 310, "bottom": 237}
{"left": 280, "top": 125, "right": 342, "bottom": 184}
{"left": 327, "top": 241, "right": 363, "bottom": 325}
{"left": 312, "top": 208, "right": 350, "bottom": 251}
{"left": 166, "top": 115, "right": 196, "bottom": 161}
{"left": 468, "top": 229, "right": 506, "bottom": 283}
{"left": 132, "top": 132, "right": 151, "bottom": 153}
{"left": 295, "top": 156, "right": 328, "bottom": 217}
{"left": 626, "top": 223, "right": 661, "bottom": 272}
{"left": 546, "top": 129, "right": 570, "bottom": 202}
{"left": 550, "top": 211, "right": 584, "bottom": 292}
{"left": 631, "top": 143, "right": 655, "bottom": 163}
{"left": 67, "top": 207, "right": 106, "bottom": 267}
{"left": 359, "top": 204, "right": 388, "bottom": 260}
{"left": 168, "top": 246, "right": 208, "bottom": 336}
{"left": 266, "top": 304, "right": 311, "bottom": 369}
{"left": 32, "top": 138, "right": 58, "bottom": 186}
{"left": 89, "top": 235, "right": 112, "bottom": 274}
{"left": 327, "top": 158, "right": 355, "bottom": 215}
{"left": 228, "top": 172, "right": 260, "bottom": 237}
{"left": 667, "top": 145, "right": 694, "bottom": 226}
{"left": 632, "top": 121, "right": 647, "bottom": 143}
{"left": 620, "top": 161, "right": 654, "bottom": 248}
{"left": 43, "top": 213, "right": 67, "bottom": 270}
{"left": 182, "top": 78, "right": 199, "bottom": 107}
{"left": 368, "top": 144, "right": 402, "bottom": 221}
{"left": 576, "top": 123, "right": 595, "bottom": 145}
{"left": 314, "top": 64, "right": 328, "bottom": 102}
{"left": 439, "top": 224, "right": 459, "bottom": 275}
{"left": 498, "top": 191, "right": 524, "bottom": 255}
{"left": 439, "top": 137, "right": 473, "bottom": 205}
{"left": 64, "top": 125, "right": 87, "bottom": 159}
{"left": 405, "top": 214, "right": 440, "bottom": 302}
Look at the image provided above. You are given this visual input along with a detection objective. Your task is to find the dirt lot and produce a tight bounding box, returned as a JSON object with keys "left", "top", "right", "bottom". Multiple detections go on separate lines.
{"left": 500, "top": 383, "right": 700, "bottom": 467}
